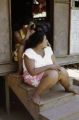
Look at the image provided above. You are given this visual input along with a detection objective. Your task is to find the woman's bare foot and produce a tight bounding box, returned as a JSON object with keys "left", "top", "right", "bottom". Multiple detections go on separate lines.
{"left": 32, "top": 94, "right": 41, "bottom": 104}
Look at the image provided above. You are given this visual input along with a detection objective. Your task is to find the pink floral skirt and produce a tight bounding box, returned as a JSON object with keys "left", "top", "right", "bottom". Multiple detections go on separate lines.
{"left": 23, "top": 71, "right": 44, "bottom": 87}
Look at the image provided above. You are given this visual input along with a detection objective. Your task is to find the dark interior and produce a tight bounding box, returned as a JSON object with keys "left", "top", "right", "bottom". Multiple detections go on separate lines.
{"left": 11, "top": 0, "right": 33, "bottom": 31}
{"left": 75, "top": 1, "right": 79, "bottom": 7}
{"left": 11, "top": 0, "right": 48, "bottom": 31}
{"left": 11, "top": 0, "right": 53, "bottom": 51}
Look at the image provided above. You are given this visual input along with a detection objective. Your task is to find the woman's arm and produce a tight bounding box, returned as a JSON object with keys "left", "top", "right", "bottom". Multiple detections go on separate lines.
{"left": 14, "top": 31, "right": 23, "bottom": 44}
{"left": 51, "top": 54, "right": 61, "bottom": 71}
{"left": 24, "top": 55, "right": 59, "bottom": 76}
{"left": 51, "top": 54, "right": 56, "bottom": 64}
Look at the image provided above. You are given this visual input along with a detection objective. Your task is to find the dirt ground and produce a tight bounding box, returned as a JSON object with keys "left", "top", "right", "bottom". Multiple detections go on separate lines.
{"left": 0, "top": 79, "right": 33, "bottom": 120}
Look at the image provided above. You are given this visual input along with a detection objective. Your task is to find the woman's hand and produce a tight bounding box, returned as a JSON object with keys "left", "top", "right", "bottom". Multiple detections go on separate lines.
{"left": 50, "top": 64, "right": 61, "bottom": 71}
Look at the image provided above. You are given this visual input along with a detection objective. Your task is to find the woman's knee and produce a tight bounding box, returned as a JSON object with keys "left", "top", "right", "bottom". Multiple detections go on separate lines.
{"left": 60, "top": 67, "right": 68, "bottom": 76}
{"left": 59, "top": 67, "right": 69, "bottom": 81}
{"left": 45, "top": 70, "right": 59, "bottom": 80}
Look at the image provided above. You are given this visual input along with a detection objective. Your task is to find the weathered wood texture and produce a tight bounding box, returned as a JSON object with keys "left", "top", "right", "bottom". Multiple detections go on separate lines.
{"left": 54, "top": 0, "right": 69, "bottom": 56}
{"left": 0, "top": 63, "right": 16, "bottom": 76}
{"left": 40, "top": 95, "right": 79, "bottom": 120}
{"left": 0, "top": 0, "right": 16, "bottom": 75}
{"left": 56, "top": 55, "right": 79, "bottom": 65}
{"left": 0, "top": 0, "right": 11, "bottom": 63}
{"left": 55, "top": 0, "right": 69, "bottom": 3}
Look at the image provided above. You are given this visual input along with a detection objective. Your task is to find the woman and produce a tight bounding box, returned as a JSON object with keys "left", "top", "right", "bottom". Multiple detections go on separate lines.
{"left": 13, "top": 20, "right": 36, "bottom": 73}
{"left": 22, "top": 30, "right": 78, "bottom": 103}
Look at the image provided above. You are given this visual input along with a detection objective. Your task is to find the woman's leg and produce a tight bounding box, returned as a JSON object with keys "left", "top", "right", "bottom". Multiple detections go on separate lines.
{"left": 59, "top": 67, "right": 78, "bottom": 93}
{"left": 58, "top": 67, "right": 70, "bottom": 90}
{"left": 32, "top": 70, "right": 59, "bottom": 103}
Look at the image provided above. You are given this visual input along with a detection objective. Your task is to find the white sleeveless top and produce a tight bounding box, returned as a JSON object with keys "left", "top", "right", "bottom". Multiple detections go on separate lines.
{"left": 23, "top": 46, "right": 53, "bottom": 72}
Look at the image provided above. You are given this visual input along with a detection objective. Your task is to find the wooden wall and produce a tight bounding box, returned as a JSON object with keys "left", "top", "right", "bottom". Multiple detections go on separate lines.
{"left": 0, "top": 0, "right": 15, "bottom": 75}
{"left": 0, "top": 0, "right": 11, "bottom": 64}
{"left": 54, "top": 0, "right": 70, "bottom": 56}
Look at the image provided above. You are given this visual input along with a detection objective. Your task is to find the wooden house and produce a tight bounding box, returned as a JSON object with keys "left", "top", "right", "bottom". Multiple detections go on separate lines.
{"left": 0, "top": 0, "right": 79, "bottom": 120}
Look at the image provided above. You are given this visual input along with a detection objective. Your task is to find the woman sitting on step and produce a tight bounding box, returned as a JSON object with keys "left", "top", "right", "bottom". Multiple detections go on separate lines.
{"left": 22, "top": 29, "right": 78, "bottom": 103}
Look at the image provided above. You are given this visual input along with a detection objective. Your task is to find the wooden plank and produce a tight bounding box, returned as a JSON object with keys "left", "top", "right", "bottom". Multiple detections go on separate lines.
{"left": 20, "top": 83, "right": 35, "bottom": 93}
{"left": 5, "top": 79, "right": 10, "bottom": 114}
{"left": 60, "top": 112, "right": 79, "bottom": 120}
{"left": 40, "top": 95, "right": 79, "bottom": 120}
{"left": 6, "top": 73, "right": 35, "bottom": 93}
{"left": 54, "top": 2, "right": 69, "bottom": 56}
{"left": 56, "top": 55, "right": 79, "bottom": 65}
{"left": 35, "top": 86, "right": 72, "bottom": 105}
{"left": 0, "top": 63, "right": 16, "bottom": 76}
{"left": 55, "top": 0, "right": 70, "bottom": 4}
{"left": 0, "top": 0, "right": 11, "bottom": 63}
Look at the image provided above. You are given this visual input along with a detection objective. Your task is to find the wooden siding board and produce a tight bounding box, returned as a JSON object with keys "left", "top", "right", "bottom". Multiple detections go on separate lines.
{"left": 0, "top": 63, "right": 16, "bottom": 76}
{"left": 0, "top": 0, "right": 11, "bottom": 63}
{"left": 55, "top": 0, "right": 69, "bottom": 4}
{"left": 54, "top": 2, "right": 69, "bottom": 56}
{"left": 56, "top": 55, "right": 79, "bottom": 65}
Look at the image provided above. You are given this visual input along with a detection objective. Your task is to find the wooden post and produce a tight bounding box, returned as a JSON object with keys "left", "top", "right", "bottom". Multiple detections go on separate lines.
{"left": 5, "top": 76, "right": 10, "bottom": 114}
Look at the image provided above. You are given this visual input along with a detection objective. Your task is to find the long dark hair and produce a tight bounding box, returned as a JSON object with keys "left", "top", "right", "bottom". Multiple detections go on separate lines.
{"left": 24, "top": 30, "right": 45, "bottom": 51}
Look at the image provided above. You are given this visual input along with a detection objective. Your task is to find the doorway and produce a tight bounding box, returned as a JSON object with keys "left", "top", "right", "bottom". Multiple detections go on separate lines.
{"left": 11, "top": 0, "right": 54, "bottom": 50}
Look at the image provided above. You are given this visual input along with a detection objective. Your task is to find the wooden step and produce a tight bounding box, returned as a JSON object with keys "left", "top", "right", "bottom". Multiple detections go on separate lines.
{"left": 40, "top": 95, "right": 79, "bottom": 120}
{"left": 6, "top": 73, "right": 79, "bottom": 120}
{"left": 36, "top": 90, "right": 74, "bottom": 112}
{"left": 31, "top": 84, "right": 79, "bottom": 112}
{"left": 6, "top": 73, "right": 35, "bottom": 93}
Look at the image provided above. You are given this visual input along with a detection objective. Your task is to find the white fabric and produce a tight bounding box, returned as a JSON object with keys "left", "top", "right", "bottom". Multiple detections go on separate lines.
{"left": 23, "top": 46, "right": 53, "bottom": 72}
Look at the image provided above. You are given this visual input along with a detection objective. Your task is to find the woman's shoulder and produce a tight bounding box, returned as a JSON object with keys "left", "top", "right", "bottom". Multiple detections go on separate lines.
{"left": 45, "top": 46, "right": 53, "bottom": 51}
{"left": 45, "top": 46, "right": 53, "bottom": 55}
{"left": 24, "top": 48, "right": 33, "bottom": 54}
{"left": 23, "top": 48, "right": 36, "bottom": 59}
